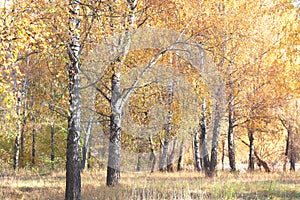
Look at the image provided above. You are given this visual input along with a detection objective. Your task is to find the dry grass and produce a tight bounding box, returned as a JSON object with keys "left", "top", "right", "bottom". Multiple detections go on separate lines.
{"left": 0, "top": 169, "right": 299, "bottom": 199}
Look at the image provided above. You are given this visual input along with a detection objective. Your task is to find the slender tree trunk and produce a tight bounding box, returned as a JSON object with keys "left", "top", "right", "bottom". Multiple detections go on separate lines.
{"left": 221, "top": 138, "right": 225, "bottom": 171}
{"left": 248, "top": 129, "right": 255, "bottom": 171}
{"left": 81, "top": 85, "right": 95, "bottom": 170}
{"left": 167, "top": 138, "right": 177, "bottom": 172}
{"left": 107, "top": 73, "right": 122, "bottom": 186}
{"left": 51, "top": 124, "right": 55, "bottom": 170}
{"left": 20, "top": 105, "right": 26, "bottom": 167}
{"left": 283, "top": 133, "right": 289, "bottom": 172}
{"left": 87, "top": 146, "right": 92, "bottom": 169}
{"left": 14, "top": 92, "right": 22, "bottom": 170}
{"left": 194, "top": 131, "right": 201, "bottom": 171}
{"left": 136, "top": 154, "right": 142, "bottom": 172}
{"left": 210, "top": 102, "right": 222, "bottom": 177}
{"left": 280, "top": 119, "right": 296, "bottom": 172}
{"left": 159, "top": 81, "right": 174, "bottom": 172}
{"left": 87, "top": 119, "right": 95, "bottom": 169}
{"left": 210, "top": 140, "right": 219, "bottom": 175}
{"left": 177, "top": 140, "right": 184, "bottom": 171}
{"left": 289, "top": 132, "right": 296, "bottom": 171}
{"left": 149, "top": 136, "right": 156, "bottom": 173}
{"left": 290, "top": 152, "right": 296, "bottom": 171}
{"left": 81, "top": 113, "right": 93, "bottom": 170}
{"left": 14, "top": 135, "right": 20, "bottom": 170}
{"left": 200, "top": 99, "right": 210, "bottom": 176}
{"left": 65, "top": 0, "right": 81, "bottom": 199}
{"left": 159, "top": 133, "right": 169, "bottom": 172}
{"left": 13, "top": 69, "right": 27, "bottom": 170}
{"left": 287, "top": 126, "right": 296, "bottom": 171}
{"left": 13, "top": 71, "right": 22, "bottom": 170}
{"left": 228, "top": 101, "right": 236, "bottom": 171}
{"left": 31, "top": 116, "right": 36, "bottom": 166}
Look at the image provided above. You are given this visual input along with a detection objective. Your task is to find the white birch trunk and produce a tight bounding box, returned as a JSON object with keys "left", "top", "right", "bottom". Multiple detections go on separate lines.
{"left": 106, "top": 0, "right": 138, "bottom": 186}
{"left": 65, "top": 0, "right": 81, "bottom": 199}
{"left": 200, "top": 99, "right": 210, "bottom": 175}
{"left": 107, "top": 73, "right": 123, "bottom": 186}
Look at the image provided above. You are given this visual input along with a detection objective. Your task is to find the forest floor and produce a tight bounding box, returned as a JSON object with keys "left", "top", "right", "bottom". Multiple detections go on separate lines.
{"left": 0, "top": 169, "right": 299, "bottom": 199}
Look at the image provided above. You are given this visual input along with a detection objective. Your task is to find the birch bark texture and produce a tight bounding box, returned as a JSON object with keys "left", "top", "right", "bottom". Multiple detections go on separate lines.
{"left": 106, "top": 0, "right": 138, "bottom": 186}
{"left": 65, "top": 0, "right": 81, "bottom": 199}
{"left": 200, "top": 99, "right": 210, "bottom": 176}
{"left": 228, "top": 98, "right": 236, "bottom": 171}
{"left": 14, "top": 73, "right": 27, "bottom": 170}
{"left": 194, "top": 131, "right": 201, "bottom": 171}
{"left": 107, "top": 73, "right": 123, "bottom": 186}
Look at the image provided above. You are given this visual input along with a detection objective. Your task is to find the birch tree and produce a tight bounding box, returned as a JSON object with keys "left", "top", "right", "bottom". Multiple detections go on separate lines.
{"left": 159, "top": 80, "right": 175, "bottom": 172}
{"left": 65, "top": 0, "right": 81, "bottom": 199}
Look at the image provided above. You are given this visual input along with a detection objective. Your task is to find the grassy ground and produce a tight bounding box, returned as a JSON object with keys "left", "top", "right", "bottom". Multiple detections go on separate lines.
{"left": 0, "top": 169, "right": 299, "bottom": 199}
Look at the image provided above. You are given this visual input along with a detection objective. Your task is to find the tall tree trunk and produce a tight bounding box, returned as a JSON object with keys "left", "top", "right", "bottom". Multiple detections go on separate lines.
{"left": 200, "top": 99, "right": 210, "bottom": 176}
{"left": 81, "top": 112, "right": 93, "bottom": 170}
{"left": 31, "top": 116, "right": 36, "bottom": 166}
{"left": 210, "top": 101, "right": 222, "bottom": 176}
{"left": 14, "top": 89, "right": 22, "bottom": 170}
{"left": 159, "top": 81, "right": 174, "bottom": 172}
{"left": 177, "top": 140, "right": 184, "bottom": 171}
{"left": 167, "top": 138, "right": 177, "bottom": 172}
{"left": 106, "top": 0, "right": 137, "bottom": 186}
{"left": 228, "top": 101, "right": 236, "bottom": 171}
{"left": 81, "top": 85, "right": 95, "bottom": 170}
{"left": 149, "top": 136, "right": 156, "bottom": 173}
{"left": 193, "top": 131, "right": 201, "bottom": 171}
{"left": 248, "top": 129, "right": 255, "bottom": 171}
{"left": 159, "top": 136, "right": 169, "bottom": 171}
{"left": 65, "top": 0, "right": 81, "bottom": 199}
{"left": 107, "top": 73, "right": 122, "bottom": 186}
{"left": 20, "top": 104, "right": 26, "bottom": 167}
{"left": 13, "top": 71, "right": 28, "bottom": 170}
{"left": 51, "top": 124, "right": 55, "bottom": 170}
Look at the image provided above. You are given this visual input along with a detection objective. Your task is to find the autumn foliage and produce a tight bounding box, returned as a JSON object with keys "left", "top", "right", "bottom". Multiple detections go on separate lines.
{"left": 0, "top": 0, "right": 299, "bottom": 196}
